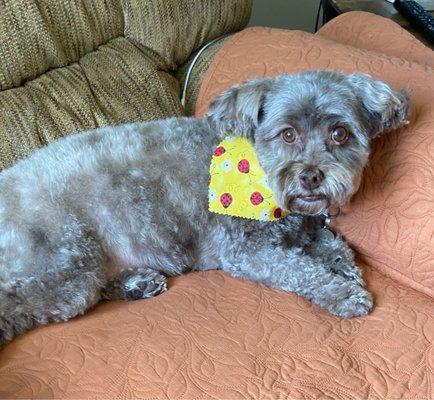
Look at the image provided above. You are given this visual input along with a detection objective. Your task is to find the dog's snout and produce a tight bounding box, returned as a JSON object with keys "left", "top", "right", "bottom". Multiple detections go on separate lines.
{"left": 299, "top": 168, "right": 324, "bottom": 190}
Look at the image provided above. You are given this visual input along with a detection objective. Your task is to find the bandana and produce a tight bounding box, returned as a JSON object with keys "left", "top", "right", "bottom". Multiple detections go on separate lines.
{"left": 208, "top": 136, "right": 288, "bottom": 221}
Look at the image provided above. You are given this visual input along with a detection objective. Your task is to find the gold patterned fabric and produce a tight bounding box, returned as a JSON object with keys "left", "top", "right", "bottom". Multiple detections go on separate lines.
{"left": 0, "top": 0, "right": 252, "bottom": 170}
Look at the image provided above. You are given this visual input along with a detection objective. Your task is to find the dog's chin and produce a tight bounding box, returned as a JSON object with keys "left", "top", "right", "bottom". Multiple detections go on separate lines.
{"left": 286, "top": 195, "right": 329, "bottom": 216}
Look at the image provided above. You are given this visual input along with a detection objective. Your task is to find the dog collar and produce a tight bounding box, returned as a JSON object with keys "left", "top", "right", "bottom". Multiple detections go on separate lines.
{"left": 208, "top": 136, "right": 288, "bottom": 221}
{"left": 321, "top": 207, "right": 340, "bottom": 228}
{"left": 317, "top": 207, "right": 341, "bottom": 242}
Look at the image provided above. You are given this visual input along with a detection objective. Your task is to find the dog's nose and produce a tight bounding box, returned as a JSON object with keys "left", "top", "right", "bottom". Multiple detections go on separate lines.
{"left": 299, "top": 168, "right": 324, "bottom": 190}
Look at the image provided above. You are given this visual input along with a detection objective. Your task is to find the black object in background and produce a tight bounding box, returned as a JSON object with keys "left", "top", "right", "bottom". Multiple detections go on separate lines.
{"left": 393, "top": 0, "right": 434, "bottom": 44}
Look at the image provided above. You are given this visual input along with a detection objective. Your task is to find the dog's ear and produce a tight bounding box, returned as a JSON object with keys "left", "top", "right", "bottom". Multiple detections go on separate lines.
{"left": 206, "top": 78, "right": 270, "bottom": 138}
{"left": 347, "top": 73, "right": 410, "bottom": 138}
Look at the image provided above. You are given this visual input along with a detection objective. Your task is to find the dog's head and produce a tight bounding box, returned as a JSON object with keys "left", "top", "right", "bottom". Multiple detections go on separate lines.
{"left": 206, "top": 70, "right": 410, "bottom": 216}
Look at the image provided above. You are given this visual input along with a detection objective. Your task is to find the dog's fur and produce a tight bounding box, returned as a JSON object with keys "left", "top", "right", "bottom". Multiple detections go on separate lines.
{"left": 0, "top": 71, "right": 410, "bottom": 345}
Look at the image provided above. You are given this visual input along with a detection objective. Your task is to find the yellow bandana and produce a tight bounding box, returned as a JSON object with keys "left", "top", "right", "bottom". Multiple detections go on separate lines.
{"left": 209, "top": 136, "right": 288, "bottom": 221}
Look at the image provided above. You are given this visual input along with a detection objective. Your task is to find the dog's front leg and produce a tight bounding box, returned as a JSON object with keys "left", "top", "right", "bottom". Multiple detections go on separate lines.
{"left": 219, "top": 244, "right": 372, "bottom": 318}
{"left": 305, "top": 231, "right": 365, "bottom": 286}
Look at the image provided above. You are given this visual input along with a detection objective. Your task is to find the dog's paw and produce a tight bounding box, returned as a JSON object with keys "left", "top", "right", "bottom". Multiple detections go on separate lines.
{"left": 123, "top": 270, "right": 167, "bottom": 301}
{"left": 326, "top": 284, "right": 373, "bottom": 318}
{"left": 331, "top": 260, "right": 364, "bottom": 286}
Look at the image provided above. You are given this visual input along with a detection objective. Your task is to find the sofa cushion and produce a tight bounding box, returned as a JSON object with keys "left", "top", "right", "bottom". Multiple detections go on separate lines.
{"left": 195, "top": 23, "right": 434, "bottom": 299}
{"left": 0, "top": 269, "right": 433, "bottom": 399}
{"left": 123, "top": 0, "right": 252, "bottom": 70}
{"left": 0, "top": 0, "right": 124, "bottom": 91}
{"left": 0, "top": 0, "right": 252, "bottom": 91}
{"left": 0, "top": 0, "right": 252, "bottom": 169}
{"left": 0, "top": 38, "right": 182, "bottom": 169}
{"left": 316, "top": 11, "right": 434, "bottom": 67}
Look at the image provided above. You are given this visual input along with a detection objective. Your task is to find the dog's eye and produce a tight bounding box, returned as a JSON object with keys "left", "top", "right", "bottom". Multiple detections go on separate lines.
{"left": 330, "top": 127, "right": 349, "bottom": 144}
{"left": 281, "top": 127, "right": 298, "bottom": 144}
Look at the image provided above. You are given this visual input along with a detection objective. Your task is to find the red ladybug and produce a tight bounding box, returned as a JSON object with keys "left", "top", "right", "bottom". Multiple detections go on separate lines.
{"left": 237, "top": 159, "right": 250, "bottom": 173}
{"left": 220, "top": 193, "right": 233, "bottom": 208}
{"left": 213, "top": 146, "right": 226, "bottom": 156}
{"left": 273, "top": 208, "right": 282, "bottom": 219}
{"left": 250, "top": 192, "right": 264, "bottom": 206}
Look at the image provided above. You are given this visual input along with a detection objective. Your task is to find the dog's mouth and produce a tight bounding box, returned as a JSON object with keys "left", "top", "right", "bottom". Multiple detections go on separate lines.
{"left": 297, "top": 194, "right": 326, "bottom": 203}
{"left": 283, "top": 193, "right": 329, "bottom": 216}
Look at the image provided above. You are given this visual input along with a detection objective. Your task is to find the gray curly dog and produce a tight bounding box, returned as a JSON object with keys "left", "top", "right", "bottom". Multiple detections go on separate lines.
{"left": 0, "top": 71, "right": 410, "bottom": 345}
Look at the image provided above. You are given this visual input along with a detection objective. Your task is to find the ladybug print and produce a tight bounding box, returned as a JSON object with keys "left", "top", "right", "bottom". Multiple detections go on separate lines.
{"left": 213, "top": 146, "right": 226, "bottom": 156}
{"left": 273, "top": 208, "right": 282, "bottom": 219}
{"left": 220, "top": 193, "right": 233, "bottom": 208}
{"left": 209, "top": 136, "right": 287, "bottom": 221}
{"left": 250, "top": 191, "right": 264, "bottom": 206}
{"left": 237, "top": 159, "right": 250, "bottom": 174}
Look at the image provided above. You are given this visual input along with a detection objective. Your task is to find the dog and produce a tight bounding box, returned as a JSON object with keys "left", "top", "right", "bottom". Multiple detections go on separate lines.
{"left": 0, "top": 71, "right": 410, "bottom": 345}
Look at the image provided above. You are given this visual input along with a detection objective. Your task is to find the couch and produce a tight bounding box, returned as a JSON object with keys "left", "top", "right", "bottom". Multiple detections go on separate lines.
{"left": 0, "top": 1, "right": 433, "bottom": 398}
